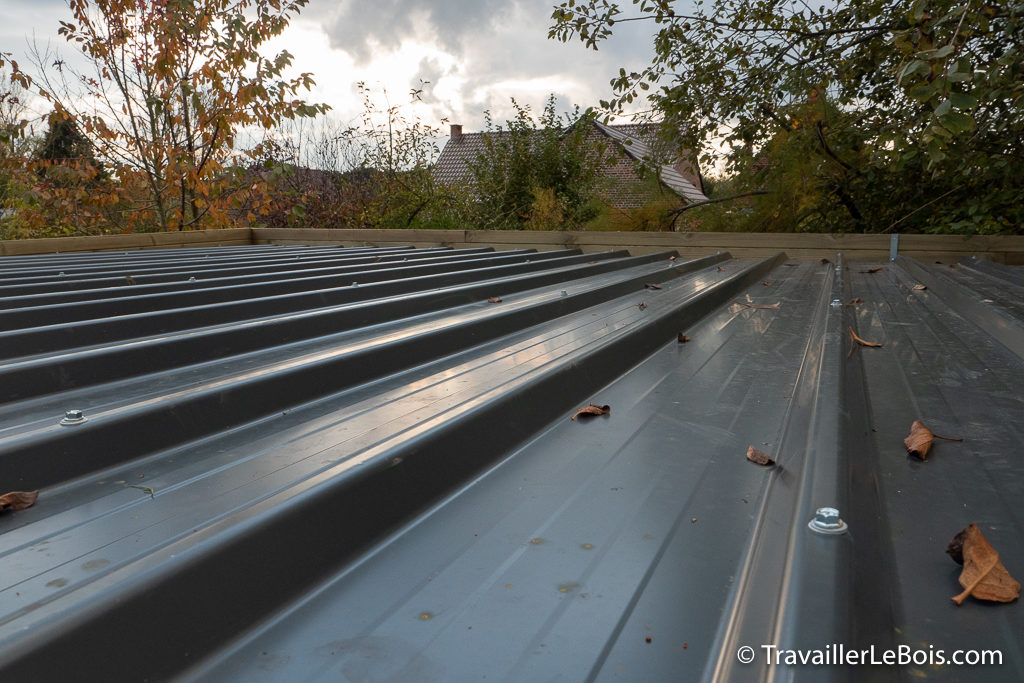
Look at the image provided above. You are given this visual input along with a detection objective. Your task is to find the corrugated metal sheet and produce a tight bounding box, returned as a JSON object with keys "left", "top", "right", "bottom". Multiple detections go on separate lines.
{"left": 0, "top": 244, "right": 1021, "bottom": 682}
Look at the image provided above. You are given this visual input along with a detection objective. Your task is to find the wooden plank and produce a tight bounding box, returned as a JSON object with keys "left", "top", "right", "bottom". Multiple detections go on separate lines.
{"left": 0, "top": 229, "right": 254, "bottom": 256}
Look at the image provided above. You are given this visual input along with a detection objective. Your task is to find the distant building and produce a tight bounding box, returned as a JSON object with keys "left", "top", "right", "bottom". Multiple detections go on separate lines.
{"left": 432, "top": 121, "right": 708, "bottom": 209}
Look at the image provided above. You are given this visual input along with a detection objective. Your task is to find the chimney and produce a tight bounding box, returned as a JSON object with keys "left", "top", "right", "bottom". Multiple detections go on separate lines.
{"left": 450, "top": 124, "right": 463, "bottom": 141}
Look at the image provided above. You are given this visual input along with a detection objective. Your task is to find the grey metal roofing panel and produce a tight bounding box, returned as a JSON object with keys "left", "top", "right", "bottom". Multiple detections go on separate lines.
{"left": 0, "top": 245, "right": 1021, "bottom": 681}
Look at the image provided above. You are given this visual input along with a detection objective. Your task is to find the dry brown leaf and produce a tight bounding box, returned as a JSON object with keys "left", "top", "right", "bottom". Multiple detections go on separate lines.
{"left": 571, "top": 404, "right": 611, "bottom": 421}
{"left": 677, "top": 333, "right": 691, "bottom": 343}
{"left": 716, "top": 266, "right": 725, "bottom": 272}
{"left": 125, "top": 275, "right": 136, "bottom": 285}
{"left": 746, "top": 446, "right": 775, "bottom": 466}
{"left": 669, "top": 255, "right": 677, "bottom": 261}
{"left": 644, "top": 283, "right": 663, "bottom": 290}
{"left": 849, "top": 297, "right": 864, "bottom": 304}
{"left": 848, "top": 326, "right": 882, "bottom": 348}
{"left": 637, "top": 302, "right": 647, "bottom": 311}
{"left": 903, "top": 419, "right": 963, "bottom": 460}
{"left": 860, "top": 266, "right": 884, "bottom": 274}
{"left": 0, "top": 490, "right": 38, "bottom": 513}
{"left": 913, "top": 284, "right": 927, "bottom": 291}
{"left": 820, "top": 258, "right": 832, "bottom": 264}
{"left": 487, "top": 296, "right": 502, "bottom": 303}
{"left": 948, "top": 524, "right": 1021, "bottom": 605}
{"left": 761, "top": 281, "right": 771, "bottom": 286}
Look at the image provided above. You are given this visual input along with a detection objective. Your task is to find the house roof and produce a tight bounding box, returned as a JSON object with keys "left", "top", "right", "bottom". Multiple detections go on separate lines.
{"left": 432, "top": 121, "right": 709, "bottom": 205}
{"left": 0, "top": 243, "right": 1022, "bottom": 681}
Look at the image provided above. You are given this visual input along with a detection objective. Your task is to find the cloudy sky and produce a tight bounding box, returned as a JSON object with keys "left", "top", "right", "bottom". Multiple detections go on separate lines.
{"left": 3, "top": 0, "right": 662, "bottom": 134}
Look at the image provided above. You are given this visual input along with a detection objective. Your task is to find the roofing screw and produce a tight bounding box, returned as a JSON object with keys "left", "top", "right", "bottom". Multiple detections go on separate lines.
{"left": 188, "top": 276, "right": 196, "bottom": 281}
{"left": 561, "top": 290, "right": 568, "bottom": 297}
{"left": 352, "top": 281, "right": 358, "bottom": 287}
{"left": 808, "top": 507, "right": 848, "bottom": 535}
{"left": 60, "top": 409, "right": 88, "bottom": 426}
{"left": 59, "top": 271, "right": 65, "bottom": 276}
{"left": 830, "top": 299, "right": 842, "bottom": 309}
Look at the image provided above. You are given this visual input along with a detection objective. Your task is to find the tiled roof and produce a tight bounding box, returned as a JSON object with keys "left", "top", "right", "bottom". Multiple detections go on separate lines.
{"left": 432, "top": 121, "right": 709, "bottom": 205}
{"left": 592, "top": 121, "right": 708, "bottom": 204}
{"left": 1, "top": 244, "right": 1022, "bottom": 680}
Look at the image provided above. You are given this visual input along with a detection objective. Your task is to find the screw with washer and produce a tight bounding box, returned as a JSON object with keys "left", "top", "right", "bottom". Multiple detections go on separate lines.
{"left": 808, "top": 506, "right": 848, "bottom": 535}
{"left": 60, "top": 409, "right": 88, "bottom": 426}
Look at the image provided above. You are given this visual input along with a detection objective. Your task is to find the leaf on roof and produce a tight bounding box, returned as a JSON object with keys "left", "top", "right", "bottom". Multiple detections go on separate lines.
{"left": 913, "top": 284, "right": 927, "bottom": 290}
{"left": 820, "top": 258, "right": 832, "bottom": 264}
{"left": 948, "top": 524, "right": 1021, "bottom": 605}
{"left": 487, "top": 296, "right": 502, "bottom": 303}
{"left": 0, "top": 490, "right": 38, "bottom": 513}
{"left": 746, "top": 445, "right": 775, "bottom": 466}
{"left": 849, "top": 297, "right": 864, "bottom": 304}
{"left": 904, "top": 419, "right": 963, "bottom": 460}
{"left": 644, "top": 283, "right": 662, "bottom": 290}
{"left": 761, "top": 281, "right": 771, "bottom": 286}
{"left": 637, "top": 302, "right": 647, "bottom": 310}
{"left": 677, "top": 333, "right": 691, "bottom": 343}
{"left": 717, "top": 266, "right": 725, "bottom": 272}
{"left": 571, "top": 404, "right": 611, "bottom": 421}
{"left": 860, "top": 267, "right": 884, "bottom": 274}
{"left": 849, "top": 326, "right": 882, "bottom": 348}
{"left": 125, "top": 275, "right": 135, "bottom": 285}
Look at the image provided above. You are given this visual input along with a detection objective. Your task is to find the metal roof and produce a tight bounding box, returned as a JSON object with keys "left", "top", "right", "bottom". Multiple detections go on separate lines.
{"left": 0, "top": 244, "right": 1021, "bottom": 681}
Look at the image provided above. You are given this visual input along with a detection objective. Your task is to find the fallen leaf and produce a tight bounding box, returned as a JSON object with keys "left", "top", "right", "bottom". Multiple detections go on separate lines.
{"left": 669, "top": 255, "right": 677, "bottom": 261}
{"left": 125, "top": 275, "right": 136, "bottom": 285}
{"left": 571, "top": 404, "right": 611, "bottom": 421}
{"left": 587, "top": 260, "right": 598, "bottom": 264}
{"left": 820, "top": 258, "right": 832, "bottom": 264}
{"left": 716, "top": 266, "right": 724, "bottom": 272}
{"left": 903, "top": 420, "right": 963, "bottom": 460}
{"left": 644, "top": 283, "right": 663, "bottom": 290}
{"left": 761, "top": 281, "right": 771, "bottom": 286}
{"left": 0, "top": 490, "right": 38, "bottom": 513}
{"left": 948, "top": 524, "right": 1021, "bottom": 605}
{"left": 913, "top": 284, "right": 927, "bottom": 291}
{"left": 487, "top": 296, "right": 502, "bottom": 303}
{"left": 860, "top": 267, "right": 884, "bottom": 274}
{"left": 849, "top": 297, "right": 864, "bottom": 304}
{"left": 645, "top": 637, "right": 652, "bottom": 643}
{"left": 746, "top": 445, "right": 775, "bottom": 466}
{"left": 677, "top": 333, "right": 691, "bottom": 343}
{"left": 637, "top": 302, "right": 647, "bottom": 311}
{"left": 735, "top": 300, "right": 781, "bottom": 310}
{"left": 848, "top": 326, "right": 882, "bottom": 348}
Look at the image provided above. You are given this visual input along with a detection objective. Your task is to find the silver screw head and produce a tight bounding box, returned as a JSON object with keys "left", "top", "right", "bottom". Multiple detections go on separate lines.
{"left": 830, "top": 299, "right": 842, "bottom": 308}
{"left": 808, "top": 506, "right": 848, "bottom": 534}
{"left": 60, "top": 409, "right": 87, "bottom": 426}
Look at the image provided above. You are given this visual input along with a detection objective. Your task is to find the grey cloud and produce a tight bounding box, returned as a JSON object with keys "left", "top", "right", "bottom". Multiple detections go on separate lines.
{"left": 323, "top": 0, "right": 516, "bottom": 64}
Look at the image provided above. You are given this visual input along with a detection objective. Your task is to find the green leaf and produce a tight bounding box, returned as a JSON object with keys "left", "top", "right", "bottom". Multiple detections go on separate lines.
{"left": 939, "top": 111, "right": 975, "bottom": 134}
{"left": 909, "top": 84, "right": 936, "bottom": 102}
{"left": 934, "top": 98, "right": 951, "bottom": 116}
{"left": 948, "top": 92, "right": 977, "bottom": 109}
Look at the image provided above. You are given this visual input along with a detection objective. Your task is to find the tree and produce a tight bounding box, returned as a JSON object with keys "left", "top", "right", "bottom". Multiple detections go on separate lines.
{"left": 29, "top": 0, "right": 327, "bottom": 231}
{"left": 551, "top": 0, "right": 1024, "bottom": 234}
{"left": 467, "top": 96, "right": 609, "bottom": 230}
